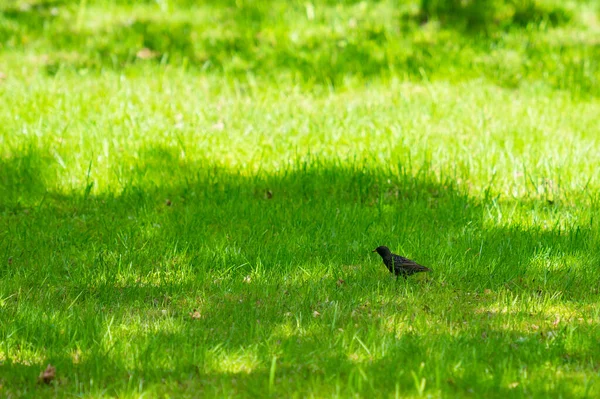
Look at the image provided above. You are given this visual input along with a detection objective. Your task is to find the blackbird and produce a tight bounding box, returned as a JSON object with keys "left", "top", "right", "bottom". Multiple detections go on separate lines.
{"left": 372, "top": 246, "right": 431, "bottom": 279}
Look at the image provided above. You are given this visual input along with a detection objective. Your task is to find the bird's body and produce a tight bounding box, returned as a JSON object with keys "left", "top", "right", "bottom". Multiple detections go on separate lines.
{"left": 372, "top": 246, "right": 430, "bottom": 279}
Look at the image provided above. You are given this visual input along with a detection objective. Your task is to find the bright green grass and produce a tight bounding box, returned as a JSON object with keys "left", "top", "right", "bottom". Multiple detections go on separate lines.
{"left": 1, "top": 1, "right": 600, "bottom": 398}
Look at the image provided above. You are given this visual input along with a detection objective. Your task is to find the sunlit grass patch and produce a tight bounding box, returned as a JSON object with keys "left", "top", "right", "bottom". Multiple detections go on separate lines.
{"left": 205, "top": 346, "right": 260, "bottom": 375}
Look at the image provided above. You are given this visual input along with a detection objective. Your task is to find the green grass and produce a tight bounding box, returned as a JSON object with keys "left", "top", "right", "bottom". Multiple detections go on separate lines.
{"left": 1, "top": 0, "right": 600, "bottom": 397}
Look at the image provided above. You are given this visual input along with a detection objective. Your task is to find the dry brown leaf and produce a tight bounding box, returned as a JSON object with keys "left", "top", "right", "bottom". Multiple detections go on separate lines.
{"left": 38, "top": 364, "right": 56, "bottom": 384}
{"left": 165, "top": 199, "right": 172, "bottom": 206}
{"left": 312, "top": 310, "right": 321, "bottom": 318}
{"left": 553, "top": 316, "right": 561, "bottom": 326}
{"left": 190, "top": 309, "right": 201, "bottom": 319}
{"left": 336, "top": 279, "right": 345, "bottom": 287}
{"left": 136, "top": 48, "right": 158, "bottom": 59}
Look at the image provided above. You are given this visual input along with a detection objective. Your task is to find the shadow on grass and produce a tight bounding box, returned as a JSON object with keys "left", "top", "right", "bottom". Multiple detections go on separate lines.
{"left": 2, "top": 145, "right": 598, "bottom": 290}
{"left": 1, "top": 145, "right": 599, "bottom": 396}
{"left": 3, "top": 302, "right": 598, "bottom": 397}
{"left": 418, "top": 0, "right": 572, "bottom": 32}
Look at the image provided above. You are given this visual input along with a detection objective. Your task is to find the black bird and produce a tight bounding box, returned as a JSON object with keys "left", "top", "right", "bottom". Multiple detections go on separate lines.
{"left": 372, "top": 246, "right": 431, "bottom": 279}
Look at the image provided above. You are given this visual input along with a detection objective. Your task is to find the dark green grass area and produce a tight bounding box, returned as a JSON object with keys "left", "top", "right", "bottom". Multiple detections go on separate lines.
{"left": 1, "top": 146, "right": 600, "bottom": 397}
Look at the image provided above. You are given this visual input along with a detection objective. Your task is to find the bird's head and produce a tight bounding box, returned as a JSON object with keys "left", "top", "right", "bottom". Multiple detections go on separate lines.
{"left": 372, "top": 246, "right": 391, "bottom": 257}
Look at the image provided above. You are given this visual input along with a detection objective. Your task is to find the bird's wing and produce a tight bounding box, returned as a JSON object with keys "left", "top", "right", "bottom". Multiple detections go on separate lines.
{"left": 394, "top": 255, "right": 430, "bottom": 271}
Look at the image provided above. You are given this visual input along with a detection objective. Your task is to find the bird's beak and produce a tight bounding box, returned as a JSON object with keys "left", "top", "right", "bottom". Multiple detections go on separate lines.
{"left": 371, "top": 249, "right": 376, "bottom": 252}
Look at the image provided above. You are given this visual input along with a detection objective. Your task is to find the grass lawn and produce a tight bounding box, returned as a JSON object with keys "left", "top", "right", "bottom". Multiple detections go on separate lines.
{"left": 1, "top": 0, "right": 600, "bottom": 397}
